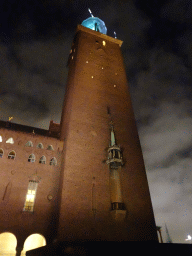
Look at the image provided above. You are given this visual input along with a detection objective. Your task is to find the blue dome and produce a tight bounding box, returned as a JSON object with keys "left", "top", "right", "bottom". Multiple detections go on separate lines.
{"left": 81, "top": 17, "right": 107, "bottom": 35}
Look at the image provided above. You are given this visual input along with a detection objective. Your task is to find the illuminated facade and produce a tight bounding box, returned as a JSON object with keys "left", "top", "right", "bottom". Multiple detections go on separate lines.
{"left": 0, "top": 16, "right": 158, "bottom": 255}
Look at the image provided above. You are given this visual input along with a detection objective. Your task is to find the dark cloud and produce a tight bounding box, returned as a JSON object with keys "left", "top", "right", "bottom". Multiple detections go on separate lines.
{"left": 160, "top": 0, "right": 192, "bottom": 23}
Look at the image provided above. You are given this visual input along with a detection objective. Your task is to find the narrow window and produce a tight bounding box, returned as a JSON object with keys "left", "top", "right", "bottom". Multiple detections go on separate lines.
{"left": 39, "top": 156, "right": 46, "bottom": 164}
{"left": 47, "top": 145, "right": 54, "bottom": 151}
{"left": 107, "top": 106, "right": 111, "bottom": 115}
{"left": 28, "top": 154, "right": 35, "bottom": 163}
{"left": 0, "top": 136, "right": 2, "bottom": 142}
{"left": 25, "top": 141, "right": 33, "bottom": 147}
{"left": 6, "top": 137, "right": 14, "bottom": 144}
{"left": 23, "top": 181, "right": 38, "bottom": 212}
{"left": 37, "top": 143, "right": 44, "bottom": 149}
{"left": 0, "top": 148, "right": 3, "bottom": 158}
{"left": 50, "top": 157, "right": 57, "bottom": 166}
{"left": 8, "top": 150, "right": 16, "bottom": 160}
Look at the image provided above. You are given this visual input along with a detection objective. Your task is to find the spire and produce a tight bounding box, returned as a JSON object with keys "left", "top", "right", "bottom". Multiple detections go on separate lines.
{"left": 165, "top": 223, "right": 172, "bottom": 243}
{"left": 88, "top": 8, "right": 94, "bottom": 17}
{"left": 110, "top": 121, "right": 116, "bottom": 146}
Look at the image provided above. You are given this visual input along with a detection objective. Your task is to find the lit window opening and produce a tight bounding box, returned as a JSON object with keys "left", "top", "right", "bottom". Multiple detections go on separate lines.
{"left": 8, "top": 150, "right": 16, "bottom": 160}
{"left": 0, "top": 148, "right": 3, "bottom": 158}
{"left": 23, "top": 181, "right": 38, "bottom": 212}
{"left": 39, "top": 156, "right": 46, "bottom": 164}
{"left": 0, "top": 136, "right": 2, "bottom": 142}
{"left": 0, "top": 232, "right": 17, "bottom": 255}
{"left": 28, "top": 154, "right": 35, "bottom": 163}
{"left": 50, "top": 157, "right": 57, "bottom": 166}
{"left": 6, "top": 137, "right": 14, "bottom": 144}
{"left": 22, "top": 234, "right": 46, "bottom": 254}
{"left": 102, "top": 40, "right": 106, "bottom": 46}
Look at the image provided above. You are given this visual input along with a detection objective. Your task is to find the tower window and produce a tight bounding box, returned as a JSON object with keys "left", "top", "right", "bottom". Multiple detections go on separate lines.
{"left": 6, "top": 137, "right": 14, "bottom": 144}
{"left": 50, "top": 157, "right": 57, "bottom": 166}
{"left": 28, "top": 154, "right": 35, "bottom": 163}
{"left": 0, "top": 148, "right": 3, "bottom": 158}
{"left": 25, "top": 141, "right": 33, "bottom": 147}
{"left": 8, "top": 150, "right": 16, "bottom": 160}
{"left": 39, "top": 156, "right": 46, "bottom": 164}
{"left": 37, "top": 143, "right": 44, "bottom": 149}
{"left": 47, "top": 145, "right": 54, "bottom": 151}
{"left": 102, "top": 41, "right": 106, "bottom": 46}
{"left": 0, "top": 136, "right": 2, "bottom": 142}
{"left": 23, "top": 181, "right": 38, "bottom": 212}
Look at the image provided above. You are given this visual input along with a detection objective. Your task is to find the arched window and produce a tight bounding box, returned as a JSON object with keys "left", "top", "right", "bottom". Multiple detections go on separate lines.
{"left": 0, "top": 148, "right": 3, "bottom": 158}
{"left": 8, "top": 150, "right": 16, "bottom": 160}
{"left": 39, "top": 156, "right": 46, "bottom": 164}
{"left": 0, "top": 136, "right": 2, "bottom": 142}
{"left": 47, "top": 145, "right": 54, "bottom": 151}
{"left": 25, "top": 141, "right": 33, "bottom": 147}
{"left": 21, "top": 234, "right": 46, "bottom": 255}
{"left": 28, "top": 154, "right": 35, "bottom": 163}
{"left": 50, "top": 157, "right": 57, "bottom": 166}
{"left": 37, "top": 143, "right": 44, "bottom": 149}
{"left": 0, "top": 232, "right": 17, "bottom": 256}
{"left": 6, "top": 137, "right": 14, "bottom": 144}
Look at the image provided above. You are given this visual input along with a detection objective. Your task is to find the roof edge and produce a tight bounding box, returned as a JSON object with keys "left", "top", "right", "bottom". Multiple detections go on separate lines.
{"left": 76, "top": 24, "right": 123, "bottom": 47}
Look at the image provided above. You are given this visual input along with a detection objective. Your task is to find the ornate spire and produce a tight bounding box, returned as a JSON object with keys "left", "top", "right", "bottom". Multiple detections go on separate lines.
{"left": 106, "top": 121, "right": 123, "bottom": 168}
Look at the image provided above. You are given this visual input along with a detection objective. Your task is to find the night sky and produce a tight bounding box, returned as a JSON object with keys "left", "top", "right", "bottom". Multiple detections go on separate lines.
{"left": 1, "top": 0, "right": 192, "bottom": 243}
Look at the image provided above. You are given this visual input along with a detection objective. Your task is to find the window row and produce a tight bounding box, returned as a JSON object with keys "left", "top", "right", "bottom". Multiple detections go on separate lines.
{"left": 0, "top": 149, "right": 57, "bottom": 165}
{"left": 0, "top": 136, "right": 54, "bottom": 150}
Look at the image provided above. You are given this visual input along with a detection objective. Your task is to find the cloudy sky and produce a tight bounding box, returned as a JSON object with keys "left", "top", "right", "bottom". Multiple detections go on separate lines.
{"left": 1, "top": 0, "right": 192, "bottom": 243}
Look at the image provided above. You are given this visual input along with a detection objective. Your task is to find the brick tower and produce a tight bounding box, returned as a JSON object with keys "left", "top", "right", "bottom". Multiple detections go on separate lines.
{"left": 58, "top": 16, "right": 158, "bottom": 242}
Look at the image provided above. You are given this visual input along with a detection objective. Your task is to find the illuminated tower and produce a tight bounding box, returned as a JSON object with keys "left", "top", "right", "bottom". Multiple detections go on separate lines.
{"left": 58, "top": 13, "right": 158, "bottom": 242}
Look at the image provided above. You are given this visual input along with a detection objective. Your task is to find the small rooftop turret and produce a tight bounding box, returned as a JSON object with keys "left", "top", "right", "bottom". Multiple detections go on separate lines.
{"left": 81, "top": 9, "right": 107, "bottom": 35}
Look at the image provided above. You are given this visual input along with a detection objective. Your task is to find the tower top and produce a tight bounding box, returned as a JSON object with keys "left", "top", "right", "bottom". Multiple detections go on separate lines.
{"left": 81, "top": 9, "right": 107, "bottom": 35}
